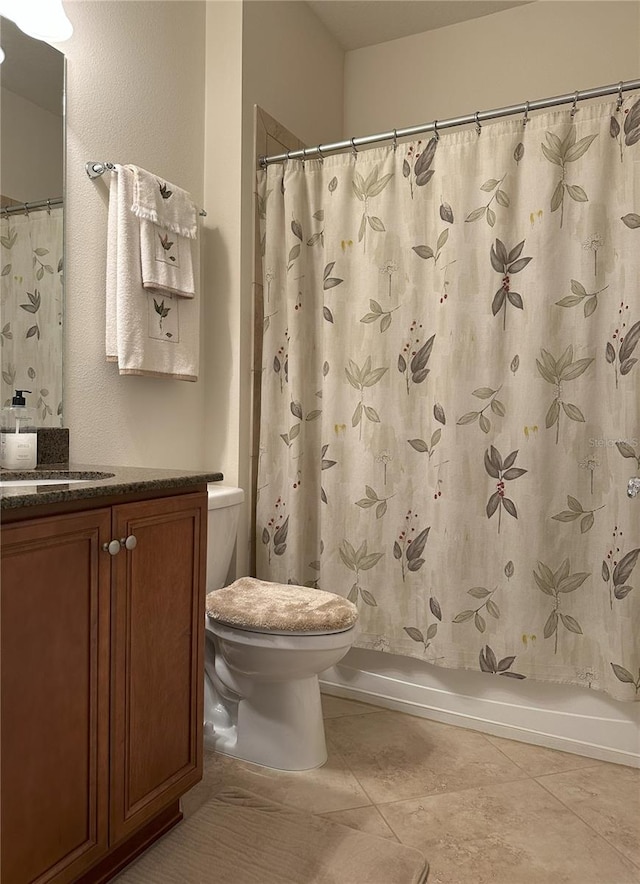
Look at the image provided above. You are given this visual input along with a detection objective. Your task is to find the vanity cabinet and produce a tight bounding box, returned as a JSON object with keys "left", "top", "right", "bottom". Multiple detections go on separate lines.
{"left": 1, "top": 490, "right": 207, "bottom": 884}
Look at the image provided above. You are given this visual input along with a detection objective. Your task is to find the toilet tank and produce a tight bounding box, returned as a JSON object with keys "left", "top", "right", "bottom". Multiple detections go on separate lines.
{"left": 207, "top": 483, "right": 245, "bottom": 591}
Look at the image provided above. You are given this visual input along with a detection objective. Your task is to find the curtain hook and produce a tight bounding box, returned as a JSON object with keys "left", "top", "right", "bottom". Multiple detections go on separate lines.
{"left": 23, "top": 203, "right": 29, "bottom": 217}
{"left": 316, "top": 145, "right": 324, "bottom": 162}
{"left": 616, "top": 81, "right": 624, "bottom": 111}
{"left": 46, "top": 199, "right": 51, "bottom": 215}
{"left": 433, "top": 120, "right": 439, "bottom": 141}
{"left": 286, "top": 150, "right": 292, "bottom": 163}
{"left": 350, "top": 137, "right": 358, "bottom": 157}
{"left": 570, "top": 90, "right": 579, "bottom": 117}
{"left": 392, "top": 128, "right": 398, "bottom": 152}
{"left": 474, "top": 111, "right": 482, "bottom": 136}
{"left": 522, "top": 100, "right": 530, "bottom": 127}
{"left": 301, "top": 147, "right": 307, "bottom": 169}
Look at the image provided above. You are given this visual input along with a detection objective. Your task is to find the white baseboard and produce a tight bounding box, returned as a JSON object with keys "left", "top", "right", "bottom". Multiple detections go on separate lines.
{"left": 320, "top": 648, "right": 640, "bottom": 768}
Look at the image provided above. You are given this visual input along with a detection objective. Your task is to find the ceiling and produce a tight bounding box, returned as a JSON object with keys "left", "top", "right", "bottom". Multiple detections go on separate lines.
{"left": 306, "top": 0, "right": 533, "bottom": 51}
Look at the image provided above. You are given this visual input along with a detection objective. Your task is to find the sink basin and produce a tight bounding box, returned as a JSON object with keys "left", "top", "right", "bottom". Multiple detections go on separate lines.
{"left": 0, "top": 470, "right": 115, "bottom": 487}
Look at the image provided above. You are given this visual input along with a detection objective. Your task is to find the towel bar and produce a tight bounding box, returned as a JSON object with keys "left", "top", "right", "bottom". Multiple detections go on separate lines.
{"left": 85, "top": 162, "right": 207, "bottom": 216}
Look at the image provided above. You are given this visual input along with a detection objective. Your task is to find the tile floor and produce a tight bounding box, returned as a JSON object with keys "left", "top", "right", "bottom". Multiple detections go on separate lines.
{"left": 179, "top": 694, "right": 640, "bottom": 884}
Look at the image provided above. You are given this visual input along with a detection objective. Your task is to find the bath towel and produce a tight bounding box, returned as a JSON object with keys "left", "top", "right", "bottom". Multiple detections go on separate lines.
{"left": 105, "top": 165, "right": 200, "bottom": 381}
{"left": 130, "top": 165, "right": 198, "bottom": 299}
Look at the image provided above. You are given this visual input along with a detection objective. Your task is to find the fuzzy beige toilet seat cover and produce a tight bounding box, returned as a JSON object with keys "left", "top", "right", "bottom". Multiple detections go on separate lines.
{"left": 206, "top": 577, "right": 358, "bottom": 633}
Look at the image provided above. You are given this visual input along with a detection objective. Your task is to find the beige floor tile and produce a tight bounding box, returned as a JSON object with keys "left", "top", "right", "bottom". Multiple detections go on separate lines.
{"left": 377, "top": 778, "right": 640, "bottom": 884}
{"left": 182, "top": 741, "right": 371, "bottom": 817}
{"left": 325, "top": 709, "right": 526, "bottom": 804}
{"left": 321, "top": 693, "right": 382, "bottom": 719}
{"left": 321, "top": 805, "right": 399, "bottom": 841}
{"left": 485, "top": 733, "right": 605, "bottom": 777}
{"left": 537, "top": 763, "right": 640, "bottom": 869}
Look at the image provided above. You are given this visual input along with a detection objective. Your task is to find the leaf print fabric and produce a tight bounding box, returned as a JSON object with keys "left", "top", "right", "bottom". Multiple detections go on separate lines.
{"left": 0, "top": 208, "right": 63, "bottom": 423}
{"left": 257, "top": 99, "right": 640, "bottom": 702}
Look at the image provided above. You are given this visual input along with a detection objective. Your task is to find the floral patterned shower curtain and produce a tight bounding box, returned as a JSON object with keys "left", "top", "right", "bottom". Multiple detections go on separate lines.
{"left": 257, "top": 98, "right": 640, "bottom": 702}
{"left": 1, "top": 207, "right": 64, "bottom": 423}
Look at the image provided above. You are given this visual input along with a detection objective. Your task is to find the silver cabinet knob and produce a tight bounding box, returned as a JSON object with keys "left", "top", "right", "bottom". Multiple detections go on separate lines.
{"left": 103, "top": 539, "right": 121, "bottom": 556}
{"left": 120, "top": 534, "right": 137, "bottom": 551}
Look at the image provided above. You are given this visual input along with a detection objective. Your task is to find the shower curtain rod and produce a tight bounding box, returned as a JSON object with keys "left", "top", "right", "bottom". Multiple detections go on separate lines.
{"left": 259, "top": 78, "right": 640, "bottom": 167}
{"left": 1, "top": 197, "right": 63, "bottom": 217}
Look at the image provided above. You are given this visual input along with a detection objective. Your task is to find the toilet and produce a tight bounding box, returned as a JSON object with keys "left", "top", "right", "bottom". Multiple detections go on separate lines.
{"left": 203, "top": 484, "right": 358, "bottom": 771}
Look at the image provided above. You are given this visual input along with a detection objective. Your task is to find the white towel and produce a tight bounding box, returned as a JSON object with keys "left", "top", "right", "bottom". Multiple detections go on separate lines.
{"left": 105, "top": 165, "right": 199, "bottom": 382}
{"left": 130, "top": 165, "right": 198, "bottom": 298}
{"left": 139, "top": 219, "right": 196, "bottom": 299}
{"left": 130, "top": 165, "right": 198, "bottom": 239}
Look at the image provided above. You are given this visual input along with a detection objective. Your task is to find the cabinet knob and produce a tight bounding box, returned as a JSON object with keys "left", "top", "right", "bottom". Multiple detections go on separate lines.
{"left": 103, "top": 539, "right": 121, "bottom": 556}
{"left": 121, "top": 534, "right": 137, "bottom": 551}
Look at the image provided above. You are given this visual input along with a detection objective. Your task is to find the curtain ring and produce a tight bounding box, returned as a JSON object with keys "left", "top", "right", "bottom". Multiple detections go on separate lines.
{"left": 522, "top": 100, "right": 530, "bottom": 127}
{"left": 392, "top": 128, "right": 398, "bottom": 152}
{"left": 316, "top": 145, "right": 324, "bottom": 162}
{"left": 46, "top": 199, "right": 52, "bottom": 215}
{"left": 350, "top": 137, "right": 358, "bottom": 157}
{"left": 616, "top": 81, "right": 624, "bottom": 111}
{"left": 474, "top": 111, "right": 482, "bottom": 136}
{"left": 433, "top": 120, "right": 439, "bottom": 141}
{"left": 301, "top": 147, "right": 307, "bottom": 168}
{"left": 570, "top": 90, "right": 579, "bottom": 117}
{"left": 286, "top": 150, "right": 292, "bottom": 162}
{"left": 23, "top": 203, "right": 29, "bottom": 217}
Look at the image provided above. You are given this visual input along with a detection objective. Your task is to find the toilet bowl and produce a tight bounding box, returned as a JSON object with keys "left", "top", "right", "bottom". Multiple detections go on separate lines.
{"left": 205, "top": 579, "right": 357, "bottom": 770}
{"left": 203, "top": 486, "right": 358, "bottom": 770}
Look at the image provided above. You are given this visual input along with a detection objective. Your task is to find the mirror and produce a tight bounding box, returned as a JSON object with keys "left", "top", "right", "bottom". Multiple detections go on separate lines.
{"left": 0, "top": 16, "right": 64, "bottom": 425}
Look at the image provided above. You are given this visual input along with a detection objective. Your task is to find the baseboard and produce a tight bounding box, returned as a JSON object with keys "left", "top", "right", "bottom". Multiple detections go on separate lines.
{"left": 320, "top": 650, "right": 640, "bottom": 769}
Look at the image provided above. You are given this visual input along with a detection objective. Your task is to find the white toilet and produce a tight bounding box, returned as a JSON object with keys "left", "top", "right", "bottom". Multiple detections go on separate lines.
{"left": 203, "top": 484, "right": 358, "bottom": 771}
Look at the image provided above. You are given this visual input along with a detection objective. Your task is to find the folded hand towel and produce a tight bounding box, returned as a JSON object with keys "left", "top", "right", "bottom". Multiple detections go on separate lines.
{"left": 139, "top": 219, "right": 196, "bottom": 299}
{"left": 130, "top": 165, "right": 198, "bottom": 239}
{"left": 106, "top": 165, "right": 199, "bottom": 381}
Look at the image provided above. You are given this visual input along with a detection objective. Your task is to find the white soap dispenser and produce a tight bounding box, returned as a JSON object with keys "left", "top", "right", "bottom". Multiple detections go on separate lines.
{"left": 1, "top": 390, "right": 38, "bottom": 470}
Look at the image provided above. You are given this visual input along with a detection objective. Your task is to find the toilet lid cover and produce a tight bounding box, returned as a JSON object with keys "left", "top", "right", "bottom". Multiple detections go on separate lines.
{"left": 206, "top": 577, "right": 358, "bottom": 634}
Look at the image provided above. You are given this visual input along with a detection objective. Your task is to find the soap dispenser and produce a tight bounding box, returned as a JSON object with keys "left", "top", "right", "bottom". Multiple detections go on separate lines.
{"left": 1, "top": 390, "right": 38, "bottom": 470}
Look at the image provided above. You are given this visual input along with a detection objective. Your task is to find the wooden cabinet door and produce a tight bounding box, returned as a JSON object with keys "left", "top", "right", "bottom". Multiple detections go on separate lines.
{"left": 1, "top": 509, "right": 111, "bottom": 884}
{"left": 110, "top": 492, "right": 206, "bottom": 843}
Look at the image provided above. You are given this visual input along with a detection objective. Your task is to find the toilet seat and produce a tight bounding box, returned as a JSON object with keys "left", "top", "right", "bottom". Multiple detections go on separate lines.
{"left": 206, "top": 576, "right": 358, "bottom": 636}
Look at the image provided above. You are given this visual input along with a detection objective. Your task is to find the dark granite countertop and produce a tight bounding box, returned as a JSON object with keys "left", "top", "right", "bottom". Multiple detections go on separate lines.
{"left": 0, "top": 463, "right": 223, "bottom": 510}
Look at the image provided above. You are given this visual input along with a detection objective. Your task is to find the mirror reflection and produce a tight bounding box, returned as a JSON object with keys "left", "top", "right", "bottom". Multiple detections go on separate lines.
{"left": 0, "top": 16, "right": 64, "bottom": 424}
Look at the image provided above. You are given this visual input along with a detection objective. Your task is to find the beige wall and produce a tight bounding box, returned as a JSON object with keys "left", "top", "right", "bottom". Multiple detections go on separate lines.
{"left": 242, "top": 0, "right": 344, "bottom": 149}
{"left": 63, "top": 0, "right": 206, "bottom": 469}
{"left": 1, "top": 89, "right": 63, "bottom": 203}
{"left": 344, "top": 1, "right": 640, "bottom": 136}
{"left": 202, "top": 0, "right": 244, "bottom": 546}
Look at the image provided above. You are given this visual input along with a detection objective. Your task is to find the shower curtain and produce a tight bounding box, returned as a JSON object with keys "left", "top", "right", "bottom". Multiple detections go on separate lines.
{"left": 256, "top": 98, "right": 640, "bottom": 702}
{"left": 0, "top": 207, "right": 64, "bottom": 424}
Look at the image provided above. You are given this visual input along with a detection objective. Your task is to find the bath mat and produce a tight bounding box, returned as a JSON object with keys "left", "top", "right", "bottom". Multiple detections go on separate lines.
{"left": 116, "top": 787, "right": 429, "bottom": 883}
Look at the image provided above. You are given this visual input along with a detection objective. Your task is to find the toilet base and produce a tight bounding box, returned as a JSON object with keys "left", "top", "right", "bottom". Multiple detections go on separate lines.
{"left": 205, "top": 675, "right": 328, "bottom": 771}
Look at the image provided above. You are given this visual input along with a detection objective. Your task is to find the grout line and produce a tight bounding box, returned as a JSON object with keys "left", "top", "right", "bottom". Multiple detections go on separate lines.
{"left": 474, "top": 730, "right": 539, "bottom": 776}
{"left": 370, "top": 772, "right": 533, "bottom": 811}
{"left": 323, "top": 710, "right": 386, "bottom": 720}
{"left": 533, "top": 774, "right": 640, "bottom": 872}
{"left": 370, "top": 802, "right": 402, "bottom": 844}
{"left": 326, "top": 735, "right": 386, "bottom": 813}
{"left": 480, "top": 733, "right": 602, "bottom": 779}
